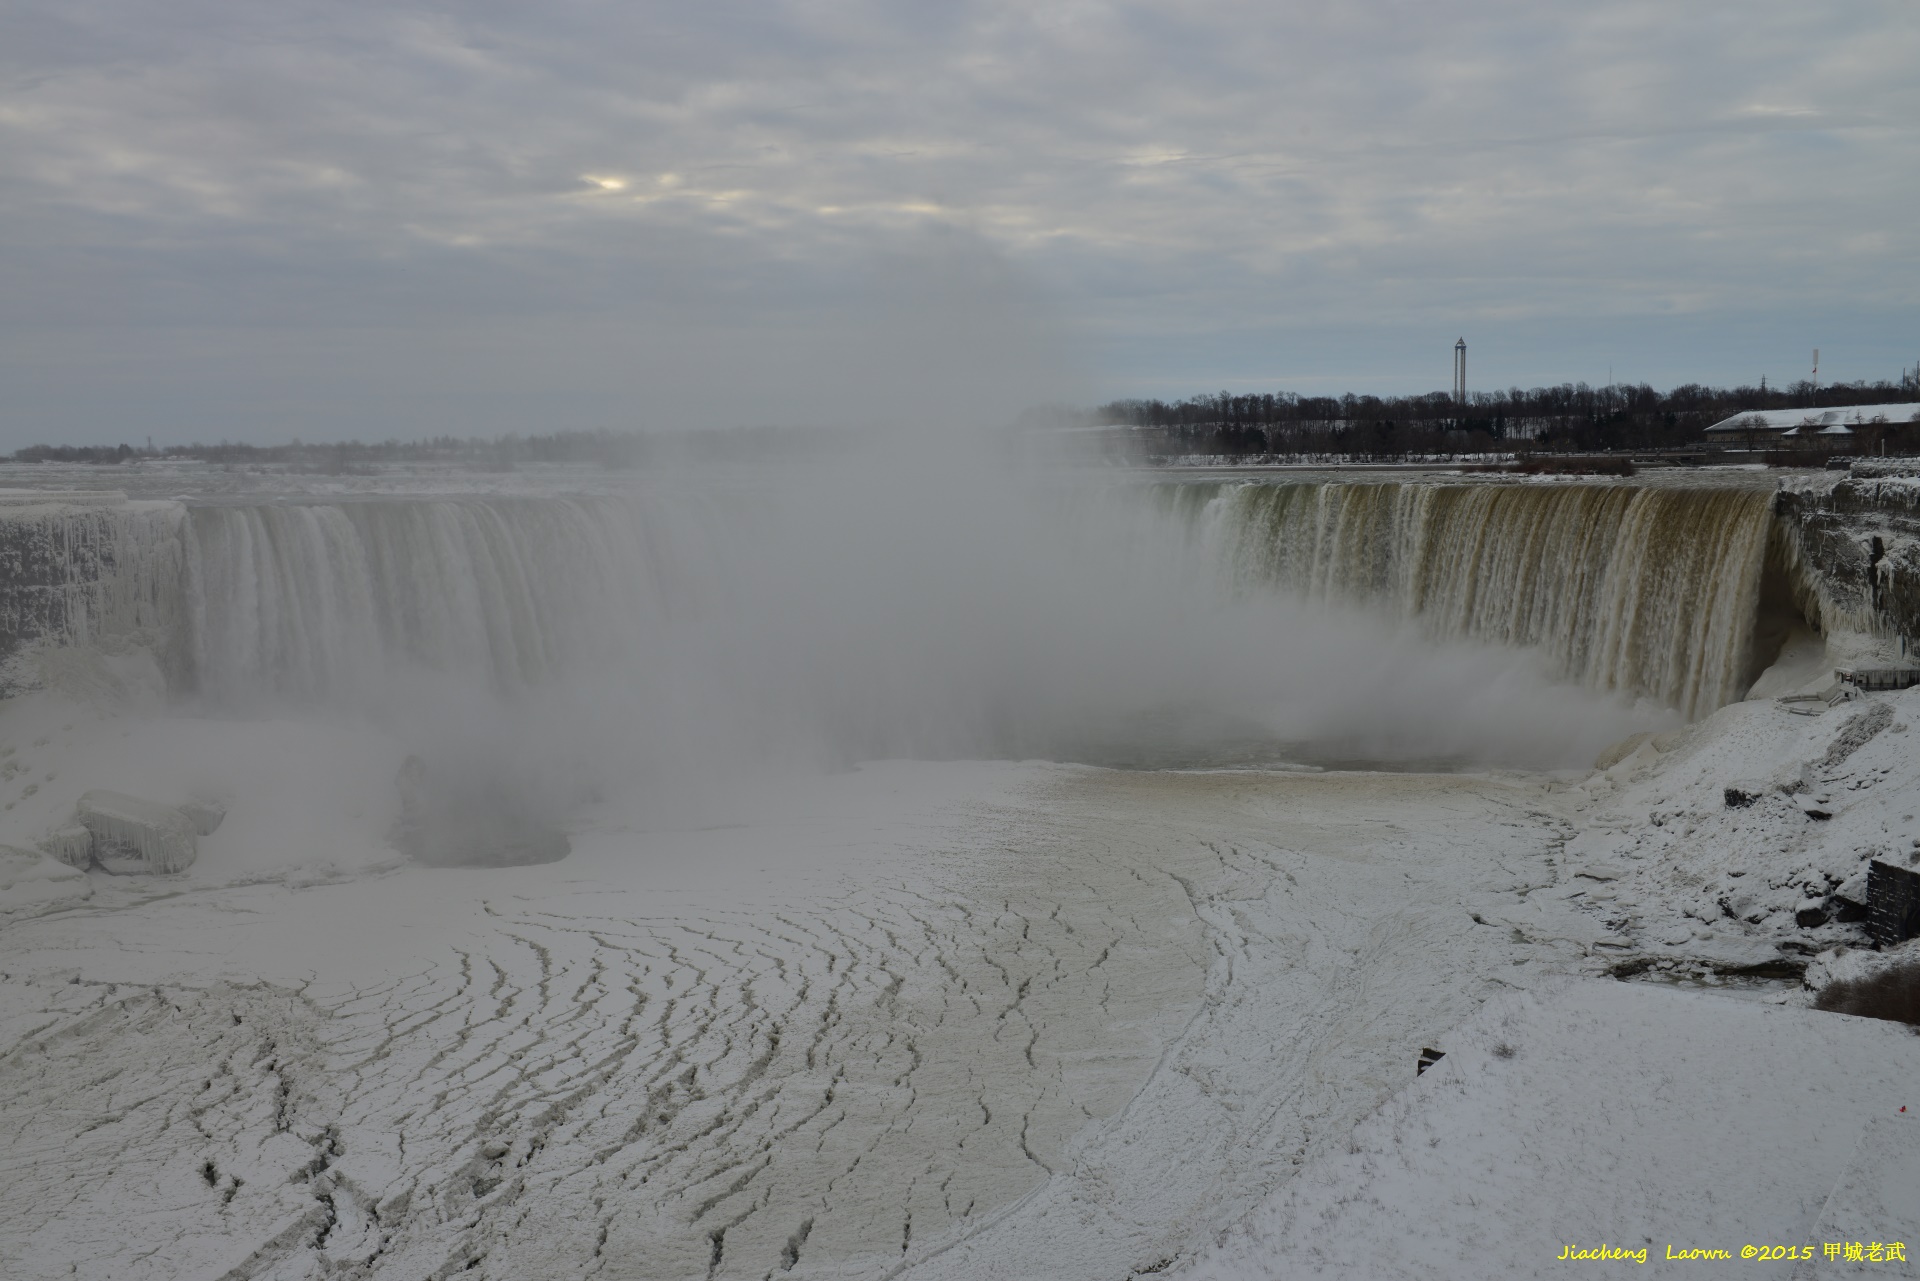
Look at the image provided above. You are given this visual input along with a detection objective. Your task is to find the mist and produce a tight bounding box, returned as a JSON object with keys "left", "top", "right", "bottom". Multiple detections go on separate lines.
{"left": 264, "top": 465, "right": 1673, "bottom": 848}
{"left": 140, "top": 241, "right": 1674, "bottom": 844}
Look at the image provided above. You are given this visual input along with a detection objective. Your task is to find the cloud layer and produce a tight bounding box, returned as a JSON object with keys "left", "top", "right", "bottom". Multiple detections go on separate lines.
{"left": 2, "top": 0, "right": 1916, "bottom": 442}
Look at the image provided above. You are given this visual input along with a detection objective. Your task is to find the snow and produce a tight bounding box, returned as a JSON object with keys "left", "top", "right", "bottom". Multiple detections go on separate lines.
{"left": 0, "top": 843, "right": 90, "bottom": 909}
{"left": 1705, "top": 404, "right": 1920, "bottom": 434}
{"left": 1186, "top": 980, "right": 1917, "bottom": 1280}
{"left": 0, "top": 698, "right": 1593, "bottom": 1279}
{"left": 1, "top": 649, "right": 1917, "bottom": 1277}
{"left": 0, "top": 690, "right": 408, "bottom": 884}
{"left": 1544, "top": 686, "right": 1920, "bottom": 977}
{"left": 1795, "top": 1113, "right": 1920, "bottom": 1279}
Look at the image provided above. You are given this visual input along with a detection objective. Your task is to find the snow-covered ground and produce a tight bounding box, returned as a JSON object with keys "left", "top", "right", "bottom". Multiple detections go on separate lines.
{"left": 1189, "top": 980, "right": 1917, "bottom": 1280}
{"left": 1, "top": 682, "right": 1916, "bottom": 1280}
{"left": 1178, "top": 683, "right": 1920, "bottom": 1281}
{"left": 1551, "top": 685, "right": 1920, "bottom": 978}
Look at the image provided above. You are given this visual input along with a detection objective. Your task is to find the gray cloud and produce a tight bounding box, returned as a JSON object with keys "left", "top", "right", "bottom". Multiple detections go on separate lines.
{"left": 2, "top": 0, "right": 1916, "bottom": 443}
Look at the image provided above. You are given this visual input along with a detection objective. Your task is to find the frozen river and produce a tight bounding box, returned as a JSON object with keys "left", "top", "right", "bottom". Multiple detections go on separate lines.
{"left": 0, "top": 747, "right": 1584, "bottom": 1280}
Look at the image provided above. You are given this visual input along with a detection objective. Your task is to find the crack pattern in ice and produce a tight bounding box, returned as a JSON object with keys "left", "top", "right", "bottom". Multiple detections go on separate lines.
{"left": 0, "top": 769, "right": 1579, "bottom": 1281}
{"left": 0, "top": 830, "right": 1205, "bottom": 1279}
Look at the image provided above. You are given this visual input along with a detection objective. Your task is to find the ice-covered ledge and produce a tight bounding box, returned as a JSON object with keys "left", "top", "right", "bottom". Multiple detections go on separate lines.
{"left": 1775, "top": 459, "right": 1920, "bottom": 660}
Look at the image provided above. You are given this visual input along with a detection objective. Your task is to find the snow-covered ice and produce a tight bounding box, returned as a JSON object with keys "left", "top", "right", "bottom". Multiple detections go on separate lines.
{"left": 2, "top": 682, "right": 1918, "bottom": 1279}
{"left": 1, "top": 694, "right": 1592, "bottom": 1280}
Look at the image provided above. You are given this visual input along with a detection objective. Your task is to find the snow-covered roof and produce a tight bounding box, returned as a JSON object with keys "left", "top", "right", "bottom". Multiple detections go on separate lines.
{"left": 1705, "top": 402, "right": 1920, "bottom": 434}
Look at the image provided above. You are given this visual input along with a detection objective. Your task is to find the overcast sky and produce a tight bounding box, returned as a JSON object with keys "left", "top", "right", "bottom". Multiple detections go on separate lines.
{"left": 3, "top": 0, "right": 1917, "bottom": 445}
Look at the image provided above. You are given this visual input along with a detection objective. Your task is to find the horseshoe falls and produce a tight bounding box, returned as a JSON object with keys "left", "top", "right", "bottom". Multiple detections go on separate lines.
{"left": 1, "top": 465, "right": 1860, "bottom": 1281}
{"left": 1178, "top": 479, "right": 1780, "bottom": 719}
{"left": 3, "top": 476, "right": 1786, "bottom": 730}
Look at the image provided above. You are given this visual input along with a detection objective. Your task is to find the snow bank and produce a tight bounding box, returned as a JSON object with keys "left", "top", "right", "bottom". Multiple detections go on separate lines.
{"left": 1547, "top": 686, "right": 1920, "bottom": 976}
{"left": 1189, "top": 981, "right": 1918, "bottom": 1280}
{"left": 1794, "top": 1113, "right": 1920, "bottom": 1279}
{"left": 0, "top": 843, "right": 89, "bottom": 909}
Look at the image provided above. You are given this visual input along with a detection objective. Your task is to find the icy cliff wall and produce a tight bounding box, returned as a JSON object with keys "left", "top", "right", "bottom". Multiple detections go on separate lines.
{"left": 1772, "top": 461, "right": 1920, "bottom": 661}
{"left": 0, "top": 494, "right": 184, "bottom": 691}
{"left": 1177, "top": 479, "right": 1777, "bottom": 718}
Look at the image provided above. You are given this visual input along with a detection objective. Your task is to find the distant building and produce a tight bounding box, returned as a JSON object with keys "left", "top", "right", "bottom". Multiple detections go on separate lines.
{"left": 1704, "top": 402, "right": 1920, "bottom": 448}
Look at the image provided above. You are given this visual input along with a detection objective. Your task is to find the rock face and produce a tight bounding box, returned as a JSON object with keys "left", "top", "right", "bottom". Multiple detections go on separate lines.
{"left": 0, "top": 497, "right": 184, "bottom": 693}
{"left": 74, "top": 789, "right": 198, "bottom": 874}
{"left": 1774, "top": 461, "right": 1920, "bottom": 659}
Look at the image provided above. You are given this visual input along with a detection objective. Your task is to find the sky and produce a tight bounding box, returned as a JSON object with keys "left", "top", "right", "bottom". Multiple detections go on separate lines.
{"left": 2, "top": 0, "right": 1917, "bottom": 446}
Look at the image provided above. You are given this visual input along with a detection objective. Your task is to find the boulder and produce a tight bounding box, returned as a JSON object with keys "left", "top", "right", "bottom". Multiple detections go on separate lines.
{"left": 75, "top": 789, "right": 198, "bottom": 874}
{"left": 179, "top": 799, "right": 226, "bottom": 836}
{"left": 39, "top": 824, "right": 94, "bottom": 868}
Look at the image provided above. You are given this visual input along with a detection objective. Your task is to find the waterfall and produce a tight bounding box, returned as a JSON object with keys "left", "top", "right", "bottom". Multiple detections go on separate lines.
{"left": 6, "top": 477, "right": 1782, "bottom": 728}
{"left": 176, "top": 496, "right": 731, "bottom": 705}
{"left": 1179, "top": 479, "right": 1777, "bottom": 718}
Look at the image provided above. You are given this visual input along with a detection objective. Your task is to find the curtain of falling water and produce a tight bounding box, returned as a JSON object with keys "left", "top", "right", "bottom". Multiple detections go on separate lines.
{"left": 177, "top": 497, "right": 718, "bottom": 705}
{"left": 1183, "top": 480, "right": 1776, "bottom": 718}
{"left": 17, "top": 480, "right": 1777, "bottom": 722}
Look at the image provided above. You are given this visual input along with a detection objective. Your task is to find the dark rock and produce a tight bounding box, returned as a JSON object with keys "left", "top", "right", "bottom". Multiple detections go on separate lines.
{"left": 1829, "top": 895, "right": 1871, "bottom": 924}
{"left": 1795, "top": 906, "right": 1830, "bottom": 928}
{"left": 1713, "top": 956, "right": 1809, "bottom": 981}
{"left": 1867, "top": 859, "right": 1920, "bottom": 946}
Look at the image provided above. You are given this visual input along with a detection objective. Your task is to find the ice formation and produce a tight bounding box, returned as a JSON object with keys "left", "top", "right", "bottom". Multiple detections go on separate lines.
{"left": 74, "top": 788, "right": 198, "bottom": 873}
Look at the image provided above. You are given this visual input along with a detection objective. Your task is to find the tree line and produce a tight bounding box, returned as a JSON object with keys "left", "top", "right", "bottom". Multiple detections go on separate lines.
{"left": 11, "top": 372, "right": 1919, "bottom": 467}
{"left": 6, "top": 426, "right": 861, "bottom": 471}
{"left": 1091, "top": 375, "right": 1920, "bottom": 460}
